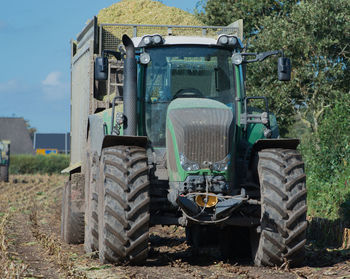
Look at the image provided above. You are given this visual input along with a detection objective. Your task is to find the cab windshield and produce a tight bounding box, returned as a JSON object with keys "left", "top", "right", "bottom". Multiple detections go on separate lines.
{"left": 143, "top": 45, "right": 236, "bottom": 147}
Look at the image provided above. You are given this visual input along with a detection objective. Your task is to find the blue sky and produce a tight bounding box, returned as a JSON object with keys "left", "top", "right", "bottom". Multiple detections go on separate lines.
{"left": 0, "top": 0, "right": 199, "bottom": 133}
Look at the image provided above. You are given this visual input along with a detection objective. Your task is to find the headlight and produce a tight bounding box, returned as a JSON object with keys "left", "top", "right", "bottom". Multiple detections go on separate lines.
{"left": 218, "top": 35, "right": 228, "bottom": 45}
{"left": 180, "top": 153, "right": 200, "bottom": 171}
{"left": 213, "top": 155, "right": 230, "bottom": 171}
{"left": 153, "top": 35, "right": 162, "bottom": 44}
{"left": 140, "top": 52, "right": 151, "bottom": 64}
{"left": 143, "top": 36, "right": 152, "bottom": 45}
{"left": 139, "top": 34, "right": 164, "bottom": 47}
{"left": 217, "top": 35, "right": 239, "bottom": 48}
{"left": 231, "top": 53, "right": 243, "bottom": 65}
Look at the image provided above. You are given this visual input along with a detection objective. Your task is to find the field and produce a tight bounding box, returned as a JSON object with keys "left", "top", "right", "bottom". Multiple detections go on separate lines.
{"left": 1, "top": 174, "right": 350, "bottom": 279}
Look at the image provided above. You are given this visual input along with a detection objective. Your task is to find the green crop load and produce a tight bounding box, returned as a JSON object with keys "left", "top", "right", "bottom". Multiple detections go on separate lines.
{"left": 97, "top": 0, "right": 209, "bottom": 49}
{"left": 97, "top": 0, "right": 203, "bottom": 26}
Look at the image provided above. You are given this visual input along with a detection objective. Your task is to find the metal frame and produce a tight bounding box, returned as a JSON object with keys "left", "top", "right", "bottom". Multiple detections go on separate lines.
{"left": 241, "top": 96, "right": 270, "bottom": 130}
{"left": 98, "top": 23, "right": 241, "bottom": 54}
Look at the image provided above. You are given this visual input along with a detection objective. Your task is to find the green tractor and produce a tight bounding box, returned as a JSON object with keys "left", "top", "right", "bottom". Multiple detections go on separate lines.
{"left": 0, "top": 140, "right": 10, "bottom": 182}
{"left": 62, "top": 19, "right": 307, "bottom": 267}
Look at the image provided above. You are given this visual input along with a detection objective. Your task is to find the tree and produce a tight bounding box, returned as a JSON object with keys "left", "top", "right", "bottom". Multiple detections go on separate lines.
{"left": 24, "top": 119, "right": 36, "bottom": 142}
{"left": 196, "top": 0, "right": 298, "bottom": 36}
{"left": 197, "top": 0, "right": 350, "bottom": 135}
{"left": 248, "top": 0, "right": 350, "bottom": 133}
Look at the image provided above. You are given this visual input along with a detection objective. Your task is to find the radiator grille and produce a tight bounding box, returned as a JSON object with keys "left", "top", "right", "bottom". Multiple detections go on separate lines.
{"left": 168, "top": 107, "right": 233, "bottom": 164}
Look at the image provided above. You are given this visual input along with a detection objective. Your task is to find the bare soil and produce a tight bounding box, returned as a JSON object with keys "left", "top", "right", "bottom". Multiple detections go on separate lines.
{"left": 1, "top": 174, "right": 350, "bottom": 279}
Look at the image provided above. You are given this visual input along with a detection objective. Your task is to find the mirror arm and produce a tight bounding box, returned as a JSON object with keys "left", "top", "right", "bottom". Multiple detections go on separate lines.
{"left": 256, "top": 50, "right": 280, "bottom": 62}
{"left": 241, "top": 50, "right": 284, "bottom": 64}
{"left": 100, "top": 50, "right": 123, "bottom": 72}
{"left": 102, "top": 50, "right": 122, "bottom": 60}
{"left": 241, "top": 53, "right": 259, "bottom": 64}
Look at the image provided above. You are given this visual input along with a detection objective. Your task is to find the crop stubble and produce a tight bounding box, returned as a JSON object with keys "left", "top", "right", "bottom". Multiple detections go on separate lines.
{"left": 0, "top": 175, "right": 350, "bottom": 278}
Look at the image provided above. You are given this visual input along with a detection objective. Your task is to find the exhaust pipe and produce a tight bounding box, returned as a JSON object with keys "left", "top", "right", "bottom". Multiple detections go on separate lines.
{"left": 122, "top": 35, "right": 137, "bottom": 136}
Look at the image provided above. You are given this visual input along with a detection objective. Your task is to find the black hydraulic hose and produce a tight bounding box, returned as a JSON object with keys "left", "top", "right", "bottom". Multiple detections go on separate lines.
{"left": 122, "top": 34, "right": 137, "bottom": 136}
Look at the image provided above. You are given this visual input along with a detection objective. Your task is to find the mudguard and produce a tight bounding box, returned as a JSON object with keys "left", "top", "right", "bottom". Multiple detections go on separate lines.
{"left": 252, "top": 138, "right": 300, "bottom": 153}
{"left": 102, "top": 135, "right": 148, "bottom": 150}
{"left": 87, "top": 114, "right": 147, "bottom": 158}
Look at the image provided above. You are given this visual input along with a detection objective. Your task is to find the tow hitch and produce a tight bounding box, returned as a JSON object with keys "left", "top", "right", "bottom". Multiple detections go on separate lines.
{"left": 176, "top": 188, "right": 252, "bottom": 224}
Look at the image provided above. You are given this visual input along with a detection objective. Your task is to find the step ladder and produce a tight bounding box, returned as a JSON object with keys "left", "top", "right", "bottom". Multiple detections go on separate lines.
{"left": 107, "top": 59, "right": 124, "bottom": 101}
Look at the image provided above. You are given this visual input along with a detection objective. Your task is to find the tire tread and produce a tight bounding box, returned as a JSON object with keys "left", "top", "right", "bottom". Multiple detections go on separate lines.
{"left": 254, "top": 148, "right": 307, "bottom": 267}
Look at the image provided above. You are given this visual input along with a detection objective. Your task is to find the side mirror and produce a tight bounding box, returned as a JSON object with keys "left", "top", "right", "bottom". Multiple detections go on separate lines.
{"left": 95, "top": 56, "right": 108, "bottom": 81}
{"left": 278, "top": 57, "right": 291, "bottom": 81}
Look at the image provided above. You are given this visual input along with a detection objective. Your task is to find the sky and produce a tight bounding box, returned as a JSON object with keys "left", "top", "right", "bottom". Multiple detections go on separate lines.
{"left": 0, "top": 0, "right": 199, "bottom": 133}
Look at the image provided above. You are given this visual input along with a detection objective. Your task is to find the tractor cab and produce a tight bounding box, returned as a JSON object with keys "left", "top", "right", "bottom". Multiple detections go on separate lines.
{"left": 138, "top": 37, "right": 239, "bottom": 149}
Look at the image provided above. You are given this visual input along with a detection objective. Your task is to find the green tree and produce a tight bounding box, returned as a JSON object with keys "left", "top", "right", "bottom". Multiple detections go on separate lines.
{"left": 198, "top": 0, "right": 350, "bottom": 135}
{"left": 303, "top": 100, "right": 350, "bottom": 181}
{"left": 252, "top": 0, "right": 349, "bottom": 133}
{"left": 196, "top": 0, "right": 297, "bottom": 36}
{"left": 24, "top": 119, "right": 36, "bottom": 142}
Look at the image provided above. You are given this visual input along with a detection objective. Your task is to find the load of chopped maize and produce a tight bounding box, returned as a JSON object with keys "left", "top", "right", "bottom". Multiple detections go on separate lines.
{"left": 97, "top": 0, "right": 203, "bottom": 26}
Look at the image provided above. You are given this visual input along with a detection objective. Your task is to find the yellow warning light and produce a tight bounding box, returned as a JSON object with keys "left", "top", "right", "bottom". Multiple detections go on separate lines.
{"left": 195, "top": 194, "right": 218, "bottom": 208}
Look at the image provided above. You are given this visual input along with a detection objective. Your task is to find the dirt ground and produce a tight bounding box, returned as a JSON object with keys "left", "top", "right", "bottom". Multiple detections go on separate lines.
{"left": 1, "top": 174, "right": 350, "bottom": 279}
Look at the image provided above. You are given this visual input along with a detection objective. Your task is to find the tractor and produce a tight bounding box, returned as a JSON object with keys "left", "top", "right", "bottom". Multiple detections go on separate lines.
{"left": 0, "top": 140, "right": 10, "bottom": 182}
{"left": 61, "top": 18, "right": 307, "bottom": 267}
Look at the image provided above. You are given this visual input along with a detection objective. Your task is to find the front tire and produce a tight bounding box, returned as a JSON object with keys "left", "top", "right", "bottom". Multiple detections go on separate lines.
{"left": 98, "top": 146, "right": 150, "bottom": 264}
{"left": 254, "top": 148, "right": 307, "bottom": 267}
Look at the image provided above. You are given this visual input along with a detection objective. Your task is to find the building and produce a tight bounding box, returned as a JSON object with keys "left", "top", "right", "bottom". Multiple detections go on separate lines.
{"left": 0, "top": 117, "right": 35, "bottom": 155}
{"left": 34, "top": 133, "right": 70, "bottom": 154}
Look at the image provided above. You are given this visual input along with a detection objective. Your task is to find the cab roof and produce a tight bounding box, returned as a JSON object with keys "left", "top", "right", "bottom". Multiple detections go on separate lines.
{"left": 132, "top": 36, "right": 218, "bottom": 48}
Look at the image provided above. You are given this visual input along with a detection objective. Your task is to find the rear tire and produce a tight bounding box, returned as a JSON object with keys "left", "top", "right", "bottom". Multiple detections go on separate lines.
{"left": 61, "top": 174, "right": 85, "bottom": 244}
{"left": 84, "top": 152, "right": 100, "bottom": 253}
{"left": 254, "top": 148, "right": 307, "bottom": 267}
{"left": 98, "top": 146, "right": 150, "bottom": 264}
{"left": 0, "top": 165, "right": 9, "bottom": 182}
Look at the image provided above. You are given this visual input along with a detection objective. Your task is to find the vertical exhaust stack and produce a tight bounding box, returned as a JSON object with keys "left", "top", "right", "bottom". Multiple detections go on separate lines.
{"left": 122, "top": 35, "right": 137, "bottom": 136}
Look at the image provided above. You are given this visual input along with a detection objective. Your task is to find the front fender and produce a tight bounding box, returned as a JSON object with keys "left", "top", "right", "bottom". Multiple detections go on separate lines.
{"left": 252, "top": 138, "right": 300, "bottom": 153}
{"left": 88, "top": 115, "right": 147, "bottom": 157}
{"left": 102, "top": 135, "right": 148, "bottom": 150}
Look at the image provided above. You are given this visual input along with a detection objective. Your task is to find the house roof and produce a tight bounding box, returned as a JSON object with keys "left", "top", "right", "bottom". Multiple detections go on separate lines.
{"left": 35, "top": 133, "right": 70, "bottom": 152}
{"left": 0, "top": 117, "right": 34, "bottom": 155}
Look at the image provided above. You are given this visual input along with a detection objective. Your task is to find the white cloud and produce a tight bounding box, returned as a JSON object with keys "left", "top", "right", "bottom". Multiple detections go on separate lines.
{"left": 41, "top": 71, "right": 69, "bottom": 100}
{"left": 0, "top": 79, "right": 21, "bottom": 93}
{"left": 42, "top": 71, "right": 61, "bottom": 86}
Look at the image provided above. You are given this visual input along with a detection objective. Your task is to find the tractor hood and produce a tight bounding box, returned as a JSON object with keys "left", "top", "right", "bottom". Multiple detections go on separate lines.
{"left": 166, "top": 98, "right": 234, "bottom": 181}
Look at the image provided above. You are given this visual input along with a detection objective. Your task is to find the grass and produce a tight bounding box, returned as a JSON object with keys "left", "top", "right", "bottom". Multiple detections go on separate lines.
{"left": 9, "top": 154, "right": 69, "bottom": 175}
{"left": 307, "top": 166, "right": 350, "bottom": 221}
{"left": 305, "top": 164, "right": 350, "bottom": 247}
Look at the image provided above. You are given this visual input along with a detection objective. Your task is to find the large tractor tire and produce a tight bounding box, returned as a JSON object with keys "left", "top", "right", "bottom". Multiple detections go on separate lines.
{"left": 98, "top": 146, "right": 150, "bottom": 264}
{"left": 84, "top": 152, "right": 100, "bottom": 254}
{"left": 61, "top": 174, "right": 85, "bottom": 244}
{"left": 254, "top": 148, "right": 307, "bottom": 267}
{"left": 0, "top": 165, "right": 9, "bottom": 182}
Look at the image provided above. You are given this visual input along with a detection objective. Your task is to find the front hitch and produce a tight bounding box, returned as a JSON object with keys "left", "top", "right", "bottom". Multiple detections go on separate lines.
{"left": 176, "top": 189, "right": 249, "bottom": 224}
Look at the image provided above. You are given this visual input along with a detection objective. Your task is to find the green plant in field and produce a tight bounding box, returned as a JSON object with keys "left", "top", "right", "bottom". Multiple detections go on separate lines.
{"left": 302, "top": 101, "right": 350, "bottom": 220}
{"left": 302, "top": 101, "right": 350, "bottom": 182}
{"left": 9, "top": 154, "right": 69, "bottom": 175}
